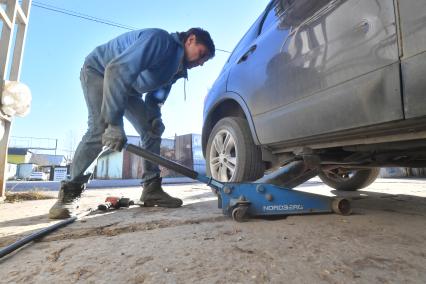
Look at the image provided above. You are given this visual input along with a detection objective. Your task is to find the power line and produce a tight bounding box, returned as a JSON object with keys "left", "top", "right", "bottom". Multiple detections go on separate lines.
{"left": 32, "top": 1, "right": 231, "bottom": 53}
{"left": 216, "top": 48, "right": 231, "bottom": 54}
{"left": 32, "top": 1, "right": 138, "bottom": 31}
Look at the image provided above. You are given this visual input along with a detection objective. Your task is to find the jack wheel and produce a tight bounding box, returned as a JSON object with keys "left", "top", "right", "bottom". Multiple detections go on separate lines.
{"left": 232, "top": 206, "right": 249, "bottom": 222}
{"left": 332, "top": 198, "right": 352, "bottom": 215}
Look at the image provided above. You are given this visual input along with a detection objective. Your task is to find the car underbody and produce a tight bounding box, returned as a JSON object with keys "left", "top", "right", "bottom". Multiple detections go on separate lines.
{"left": 264, "top": 116, "right": 426, "bottom": 170}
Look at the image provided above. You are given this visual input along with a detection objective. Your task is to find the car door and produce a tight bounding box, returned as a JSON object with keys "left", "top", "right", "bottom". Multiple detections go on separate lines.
{"left": 227, "top": 0, "right": 403, "bottom": 145}
{"left": 398, "top": 1, "right": 426, "bottom": 119}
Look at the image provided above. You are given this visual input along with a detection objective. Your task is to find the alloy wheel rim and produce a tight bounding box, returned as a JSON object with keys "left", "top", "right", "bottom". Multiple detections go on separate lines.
{"left": 209, "top": 129, "right": 237, "bottom": 181}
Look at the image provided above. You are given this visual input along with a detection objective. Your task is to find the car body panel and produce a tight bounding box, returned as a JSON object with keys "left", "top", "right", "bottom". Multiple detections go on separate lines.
{"left": 202, "top": 86, "right": 261, "bottom": 147}
{"left": 398, "top": 0, "right": 426, "bottom": 58}
{"left": 254, "top": 62, "right": 402, "bottom": 144}
{"left": 398, "top": 0, "right": 426, "bottom": 119}
{"left": 402, "top": 52, "right": 426, "bottom": 119}
{"left": 226, "top": 0, "right": 402, "bottom": 145}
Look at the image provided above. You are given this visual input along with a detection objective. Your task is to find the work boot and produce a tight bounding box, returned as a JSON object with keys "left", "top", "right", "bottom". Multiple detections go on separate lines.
{"left": 140, "top": 177, "right": 183, "bottom": 208}
{"left": 48, "top": 181, "right": 86, "bottom": 219}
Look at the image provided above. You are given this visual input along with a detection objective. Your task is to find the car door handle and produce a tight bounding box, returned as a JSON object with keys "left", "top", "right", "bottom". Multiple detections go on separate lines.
{"left": 237, "top": 45, "right": 257, "bottom": 64}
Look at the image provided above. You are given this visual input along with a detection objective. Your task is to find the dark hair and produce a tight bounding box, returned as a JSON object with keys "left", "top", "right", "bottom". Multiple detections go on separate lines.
{"left": 179, "top": 28, "right": 215, "bottom": 58}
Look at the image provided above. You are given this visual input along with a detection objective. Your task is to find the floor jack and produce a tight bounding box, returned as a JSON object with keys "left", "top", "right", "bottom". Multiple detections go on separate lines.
{"left": 125, "top": 144, "right": 351, "bottom": 222}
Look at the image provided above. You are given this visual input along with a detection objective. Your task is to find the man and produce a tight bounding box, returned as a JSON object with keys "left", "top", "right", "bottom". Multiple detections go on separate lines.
{"left": 49, "top": 28, "right": 215, "bottom": 219}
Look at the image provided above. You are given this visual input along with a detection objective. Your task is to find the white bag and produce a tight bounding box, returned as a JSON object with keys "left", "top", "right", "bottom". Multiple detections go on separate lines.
{"left": 1, "top": 80, "right": 32, "bottom": 117}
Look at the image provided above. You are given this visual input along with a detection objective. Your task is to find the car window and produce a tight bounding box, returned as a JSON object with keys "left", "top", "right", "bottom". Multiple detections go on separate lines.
{"left": 260, "top": 4, "right": 279, "bottom": 34}
{"left": 260, "top": 0, "right": 286, "bottom": 33}
{"left": 284, "top": 0, "right": 332, "bottom": 27}
{"left": 227, "top": 12, "right": 266, "bottom": 64}
{"left": 226, "top": 0, "right": 294, "bottom": 64}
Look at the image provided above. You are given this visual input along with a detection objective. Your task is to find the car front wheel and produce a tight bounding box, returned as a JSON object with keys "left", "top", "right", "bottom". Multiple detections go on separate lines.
{"left": 319, "top": 168, "right": 380, "bottom": 191}
{"left": 206, "top": 117, "right": 264, "bottom": 182}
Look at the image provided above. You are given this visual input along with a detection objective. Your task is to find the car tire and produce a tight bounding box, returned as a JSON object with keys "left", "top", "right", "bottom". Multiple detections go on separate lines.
{"left": 206, "top": 117, "right": 264, "bottom": 182}
{"left": 319, "top": 168, "right": 380, "bottom": 191}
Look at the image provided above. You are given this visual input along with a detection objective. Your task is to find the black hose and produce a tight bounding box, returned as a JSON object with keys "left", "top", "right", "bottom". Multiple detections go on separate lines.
{"left": 0, "top": 210, "right": 90, "bottom": 259}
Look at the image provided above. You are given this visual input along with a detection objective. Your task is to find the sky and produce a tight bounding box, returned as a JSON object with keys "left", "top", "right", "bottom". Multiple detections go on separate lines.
{"left": 10, "top": 0, "right": 269, "bottom": 157}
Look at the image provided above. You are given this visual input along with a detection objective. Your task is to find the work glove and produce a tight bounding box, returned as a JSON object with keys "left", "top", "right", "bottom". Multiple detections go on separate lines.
{"left": 102, "top": 124, "right": 127, "bottom": 151}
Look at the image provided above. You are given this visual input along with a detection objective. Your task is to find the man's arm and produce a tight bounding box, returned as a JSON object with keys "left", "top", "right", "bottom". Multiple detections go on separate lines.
{"left": 101, "top": 30, "right": 172, "bottom": 126}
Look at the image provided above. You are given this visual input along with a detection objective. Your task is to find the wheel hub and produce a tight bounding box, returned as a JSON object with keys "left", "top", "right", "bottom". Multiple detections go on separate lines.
{"left": 219, "top": 153, "right": 228, "bottom": 163}
{"left": 209, "top": 129, "right": 237, "bottom": 182}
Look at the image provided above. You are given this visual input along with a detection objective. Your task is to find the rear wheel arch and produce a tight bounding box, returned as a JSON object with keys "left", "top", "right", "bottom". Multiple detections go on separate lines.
{"left": 202, "top": 96, "right": 259, "bottom": 157}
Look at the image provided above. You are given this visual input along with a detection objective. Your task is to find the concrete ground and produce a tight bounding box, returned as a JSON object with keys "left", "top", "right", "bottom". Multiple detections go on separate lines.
{"left": 0, "top": 178, "right": 425, "bottom": 283}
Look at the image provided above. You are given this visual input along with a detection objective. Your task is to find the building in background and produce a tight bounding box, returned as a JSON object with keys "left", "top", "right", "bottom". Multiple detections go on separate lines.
{"left": 6, "top": 163, "right": 16, "bottom": 180}
{"left": 175, "top": 134, "right": 206, "bottom": 175}
{"left": 7, "top": 148, "right": 34, "bottom": 180}
{"left": 15, "top": 163, "right": 37, "bottom": 180}
{"left": 29, "top": 153, "right": 67, "bottom": 181}
{"left": 6, "top": 147, "right": 67, "bottom": 180}
{"left": 95, "top": 136, "right": 175, "bottom": 179}
{"left": 379, "top": 167, "right": 426, "bottom": 178}
{"left": 95, "top": 136, "right": 145, "bottom": 179}
{"left": 7, "top": 147, "right": 32, "bottom": 164}
{"left": 95, "top": 134, "right": 206, "bottom": 180}
{"left": 29, "top": 153, "right": 66, "bottom": 167}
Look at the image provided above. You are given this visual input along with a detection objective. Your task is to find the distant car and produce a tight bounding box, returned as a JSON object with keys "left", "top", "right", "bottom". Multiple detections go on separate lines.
{"left": 28, "top": 172, "right": 48, "bottom": 181}
{"left": 202, "top": 0, "right": 426, "bottom": 191}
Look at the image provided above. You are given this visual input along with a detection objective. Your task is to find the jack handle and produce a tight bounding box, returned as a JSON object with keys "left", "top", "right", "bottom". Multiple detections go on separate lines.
{"left": 124, "top": 143, "right": 198, "bottom": 180}
{"left": 124, "top": 143, "right": 224, "bottom": 190}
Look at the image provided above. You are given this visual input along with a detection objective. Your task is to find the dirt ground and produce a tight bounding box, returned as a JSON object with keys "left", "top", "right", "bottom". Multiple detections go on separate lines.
{"left": 0, "top": 178, "right": 425, "bottom": 284}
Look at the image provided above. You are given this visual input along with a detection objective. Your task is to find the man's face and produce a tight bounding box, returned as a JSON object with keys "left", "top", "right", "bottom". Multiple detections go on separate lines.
{"left": 184, "top": 34, "right": 210, "bottom": 69}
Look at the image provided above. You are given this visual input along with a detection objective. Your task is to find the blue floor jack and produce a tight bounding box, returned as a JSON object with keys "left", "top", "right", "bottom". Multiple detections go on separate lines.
{"left": 125, "top": 144, "right": 351, "bottom": 222}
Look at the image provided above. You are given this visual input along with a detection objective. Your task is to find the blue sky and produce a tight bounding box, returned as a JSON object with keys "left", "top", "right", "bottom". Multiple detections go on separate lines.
{"left": 11, "top": 0, "right": 269, "bottom": 157}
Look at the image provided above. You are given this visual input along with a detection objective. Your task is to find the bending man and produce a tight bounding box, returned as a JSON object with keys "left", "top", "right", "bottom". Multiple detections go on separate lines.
{"left": 49, "top": 28, "right": 215, "bottom": 219}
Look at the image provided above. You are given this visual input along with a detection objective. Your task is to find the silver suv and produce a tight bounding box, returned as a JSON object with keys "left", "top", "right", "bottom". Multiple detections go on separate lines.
{"left": 202, "top": 0, "right": 426, "bottom": 190}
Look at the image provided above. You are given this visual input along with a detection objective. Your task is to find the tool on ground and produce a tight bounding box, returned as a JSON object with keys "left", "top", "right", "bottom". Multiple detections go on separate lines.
{"left": 124, "top": 143, "right": 351, "bottom": 222}
{"left": 0, "top": 209, "right": 92, "bottom": 259}
{"left": 98, "top": 196, "right": 134, "bottom": 211}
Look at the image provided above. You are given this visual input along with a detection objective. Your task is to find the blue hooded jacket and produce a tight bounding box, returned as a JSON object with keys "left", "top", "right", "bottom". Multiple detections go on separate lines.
{"left": 84, "top": 28, "right": 187, "bottom": 125}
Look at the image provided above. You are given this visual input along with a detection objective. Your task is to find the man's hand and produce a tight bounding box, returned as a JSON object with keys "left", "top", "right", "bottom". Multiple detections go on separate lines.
{"left": 102, "top": 124, "right": 127, "bottom": 151}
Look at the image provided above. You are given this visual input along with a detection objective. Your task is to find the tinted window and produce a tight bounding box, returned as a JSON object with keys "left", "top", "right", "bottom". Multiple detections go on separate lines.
{"left": 285, "top": 0, "right": 332, "bottom": 27}
{"left": 260, "top": 0, "right": 294, "bottom": 33}
{"left": 227, "top": 12, "right": 266, "bottom": 64}
{"left": 260, "top": 3, "right": 280, "bottom": 34}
